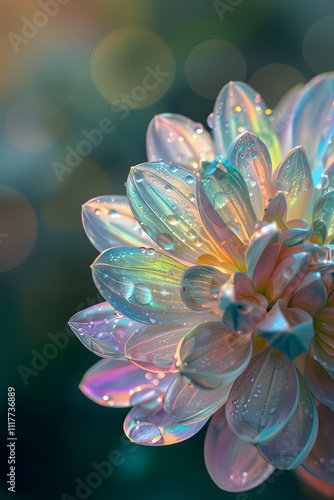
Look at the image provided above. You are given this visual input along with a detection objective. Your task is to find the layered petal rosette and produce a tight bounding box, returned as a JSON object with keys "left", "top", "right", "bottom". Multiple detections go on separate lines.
{"left": 70, "top": 73, "right": 334, "bottom": 492}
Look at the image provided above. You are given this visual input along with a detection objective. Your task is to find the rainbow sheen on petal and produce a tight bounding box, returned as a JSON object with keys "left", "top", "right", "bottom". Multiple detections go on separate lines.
{"left": 79, "top": 359, "right": 175, "bottom": 407}
{"left": 146, "top": 113, "right": 214, "bottom": 171}
{"left": 204, "top": 405, "right": 275, "bottom": 492}
{"left": 181, "top": 265, "right": 228, "bottom": 311}
{"left": 304, "top": 352, "right": 334, "bottom": 411}
{"left": 313, "top": 190, "right": 334, "bottom": 243}
{"left": 225, "top": 347, "right": 299, "bottom": 444}
{"left": 124, "top": 400, "right": 208, "bottom": 446}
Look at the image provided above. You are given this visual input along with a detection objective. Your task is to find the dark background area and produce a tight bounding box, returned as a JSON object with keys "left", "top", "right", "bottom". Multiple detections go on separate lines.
{"left": 1, "top": 0, "right": 334, "bottom": 498}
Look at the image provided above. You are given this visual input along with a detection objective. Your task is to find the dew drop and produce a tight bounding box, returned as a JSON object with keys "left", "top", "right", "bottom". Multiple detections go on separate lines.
{"left": 185, "top": 175, "right": 195, "bottom": 185}
{"left": 120, "top": 276, "right": 135, "bottom": 299}
{"left": 134, "top": 284, "right": 152, "bottom": 305}
{"left": 128, "top": 422, "right": 163, "bottom": 444}
{"left": 167, "top": 215, "right": 179, "bottom": 225}
{"left": 94, "top": 208, "right": 101, "bottom": 215}
{"left": 157, "top": 233, "right": 174, "bottom": 250}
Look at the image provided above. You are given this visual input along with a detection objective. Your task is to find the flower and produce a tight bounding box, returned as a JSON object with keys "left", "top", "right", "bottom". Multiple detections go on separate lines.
{"left": 69, "top": 73, "right": 334, "bottom": 492}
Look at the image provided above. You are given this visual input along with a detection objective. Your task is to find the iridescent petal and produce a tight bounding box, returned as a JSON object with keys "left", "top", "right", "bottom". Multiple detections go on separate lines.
{"left": 304, "top": 352, "right": 334, "bottom": 411}
{"left": 290, "top": 273, "right": 327, "bottom": 317}
{"left": 146, "top": 113, "right": 214, "bottom": 171}
{"left": 204, "top": 405, "right": 275, "bottom": 492}
{"left": 176, "top": 322, "right": 252, "bottom": 390}
{"left": 263, "top": 192, "right": 288, "bottom": 231}
{"left": 82, "top": 195, "right": 154, "bottom": 252}
{"left": 265, "top": 251, "right": 310, "bottom": 305}
{"left": 245, "top": 223, "right": 282, "bottom": 293}
{"left": 219, "top": 273, "right": 268, "bottom": 334}
{"left": 258, "top": 372, "right": 318, "bottom": 470}
{"left": 313, "top": 331, "right": 334, "bottom": 375}
{"left": 313, "top": 190, "right": 334, "bottom": 243}
{"left": 79, "top": 359, "right": 174, "bottom": 407}
{"left": 302, "top": 402, "right": 334, "bottom": 484}
{"left": 228, "top": 131, "right": 273, "bottom": 220}
{"left": 212, "top": 81, "right": 281, "bottom": 166}
{"left": 181, "top": 265, "right": 228, "bottom": 311}
{"left": 292, "top": 73, "right": 334, "bottom": 185}
{"left": 200, "top": 159, "right": 257, "bottom": 244}
{"left": 256, "top": 300, "right": 314, "bottom": 359}
{"left": 272, "top": 146, "right": 314, "bottom": 221}
{"left": 164, "top": 374, "right": 232, "bottom": 424}
{"left": 127, "top": 161, "right": 219, "bottom": 263}
{"left": 92, "top": 247, "right": 191, "bottom": 324}
{"left": 124, "top": 314, "right": 217, "bottom": 373}
{"left": 225, "top": 347, "right": 299, "bottom": 444}
{"left": 69, "top": 302, "right": 142, "bottom": 358}
{"left": 283, "top": 219, "right": 313, "bottom": 247}
{"left": 273, "top": 83, "right": 304, "bottom": 156}
{"left": 124, "top": 400, "right": 208, "bottom": 446}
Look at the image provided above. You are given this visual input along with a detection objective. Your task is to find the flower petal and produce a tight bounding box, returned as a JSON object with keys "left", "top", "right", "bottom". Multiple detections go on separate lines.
{"left": 272, "top": 146, "right": 314, "bottom": 220}
{"left": 79, "top": 359, "right": 174, "bottom": 407}
{"left": 200, "top": 159, "right": 257, "bottom": 244}
{"left": 204, "top": 405, "right": 275, "bottom": 492}
{"left": 146, "top": 113, "right": 214, "bottom": 170}
{"left": 181, "top": 265, "right": 229, "bottom": 311}
{"left": 164, "top": 374, "right": 232, "bottom": 424}
{"left": 82, "top": 195, "right": 154, "bottom": 251}
{"left": 302, "top": 402, "right": 334, "bottom": 484}
{"left": 256, "top": 300, "right": 314, "bottom": 359}
{"left": 257, "top": 372, "right": 318, "bottom": 470}
{"left": 304, "top": 352, "right": 334, "bottom": 411}
{"left": 124, "top": 400, "right": 208, "bottom": 446}
{"left": 225, "top": 347, "right": 299, "bottom": 444}
{"left": 290, "top": 272, "right": 327, "bottom": 317}
{"left": 176, "top": 322, "right": 252, "bottom": 390}
{"left": 263, "top": 192, "right": 288, "bottom": 230}
{"left": 124, "top": 314, "right": 217, "bottom": 373}
{"left": 92, "top": 247, "right": 191, "bottom": 324}
{"left": 127, "top": 161, "right": 219, "bottom": 263}
{"left": 212, "top": 81, "right": 281, "bottom": 166}
{"left": 69, "top": 302, "right": 142, "bottom": 358}
{"left": 313, "top": 190, "right": 334, "bottom": 243}
{"left": 228, "top": 131, "right": 273, "bottom": 220}
{"left": 245, "top": 223, "right": 282, "bottom": 293}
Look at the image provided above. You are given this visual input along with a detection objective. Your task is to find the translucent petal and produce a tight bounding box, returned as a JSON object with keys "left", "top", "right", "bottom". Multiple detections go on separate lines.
{"left": 245, "top": 223, "right": 282, "bottom": 293}
{"left": 69, "top": 302, "right": 142, "bottom": 358}
{"left": 283, "top": 219, "right": 313, "bottom": 247}
{"left": 313, "top": 190, "right": 334, "bottom": 243}
{"left": 124, "top": 314, "right": 217, "bottom": 373}
{"left": 227, "top": 131, "right": 273, "bottom": 220}
{"left": 258, "top": 372, "right": 318, "bottom": 470}
{"left": 312, "top": 334, "right": 334, "bottom": 375}
{"left": 146, "top": 113, "right": 214, "bottom": 171}
{"left": 212, "top": 81, "right": 281, "bottom": 167}
{"left": 302, "top": 402, "right": 334, "bottom": 484}
{"left": 290, "top": 273, "right": 327, "bottom": 317}
{"left": 124, "top": 400, "right": 208, "bottom": 446}
{"left": 92, "top": 247, "right": 191, "bottom": 324}
{"left": 176, "top": 322, "right": 252, "bottom": 390}
{"left": 82, "top": 195, "right": 154, "bottom": 252}
{"left": 79, "top": 359, "right": 175, "bottom": 407}
{"left": 263, "top": 192, "right": 288, "bottom": 231}
{"left": 164, "top": 374, "right": 232, "bottom": 424}
{"left": 256, "top": 300, "right": 314, "bottom": 359}
{"left": 265, "top": 251, "right": 310, "bottom": 305}
{"left": 272, "top": 146, "right": 314, "bottom": 221}
{"left": 127, "top": 161, "right": 219, "bottom": 263}
{"left": 225, "top": 347, "right": 299, "bottom": 444}
{"left": 292, "top": 73, "right": 334, "bottom": 185}
{"left": 200, "top": 159, "right": 257, "bottom": 244}
{"left": 204, "top": 405, "right": 275, "bottom": 492}
{"left": 181, "top": 265, "right": 229, "bottom": 311}
{"left": 304, "top": 353, "right": 334, "bottom": 411}
{"left": 197, "top": 183, "right": 246, "bottom": 269}
{"left": 219, "top": 273, "right": 268, "bottom": 334}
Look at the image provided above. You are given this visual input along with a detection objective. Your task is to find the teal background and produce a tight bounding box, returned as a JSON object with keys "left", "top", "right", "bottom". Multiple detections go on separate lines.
{"left": 1, "top": 0, "right": 333, "bottom": 498}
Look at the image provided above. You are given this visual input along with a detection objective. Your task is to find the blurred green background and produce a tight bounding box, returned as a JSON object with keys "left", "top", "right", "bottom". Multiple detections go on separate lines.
{"left": 1, "top": 0, "right": 333, "bottom": 498}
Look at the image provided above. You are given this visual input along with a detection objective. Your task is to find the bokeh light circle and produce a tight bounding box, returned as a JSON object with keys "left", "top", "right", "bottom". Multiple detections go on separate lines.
{"left": 248, "top": 64, "right": 306, "bottom": 107}
{"left": 5, "top": 94, "right": 67, "bottom": 152}
{"left": 0, "top": 186, "right": 37, "bottom": 272}
{"left": 185, "top": 40, "right": 247, "bottom": 99}
{"left": 302, "top": 16, "right": 334, "bottom": 73}
{"left": 90, "top": 27, "right": 175, "bottom": 110}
